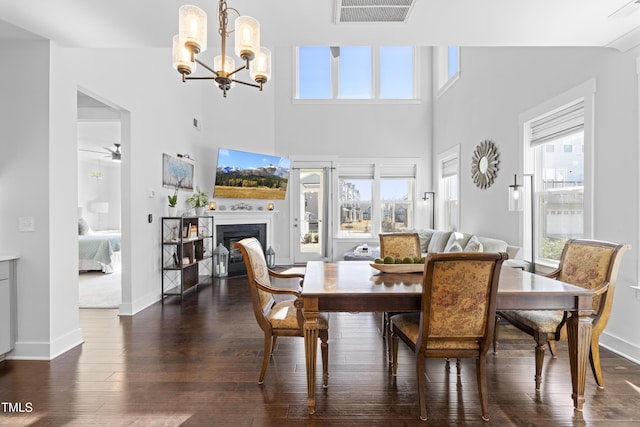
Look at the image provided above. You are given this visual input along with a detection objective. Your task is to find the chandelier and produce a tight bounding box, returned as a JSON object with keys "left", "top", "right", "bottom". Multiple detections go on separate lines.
{"left": 172, "top": 1, "right": 271, "bottom": 97}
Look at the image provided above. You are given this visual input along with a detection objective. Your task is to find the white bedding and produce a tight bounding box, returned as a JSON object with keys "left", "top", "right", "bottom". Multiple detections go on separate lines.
{"left": 79, "top": 230, "right": 122, "bottom": 273}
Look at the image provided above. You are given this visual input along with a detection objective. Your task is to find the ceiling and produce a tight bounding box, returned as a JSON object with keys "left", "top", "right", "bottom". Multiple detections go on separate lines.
{"left": 0, "top": 0, "right": 639, "bottom": 50}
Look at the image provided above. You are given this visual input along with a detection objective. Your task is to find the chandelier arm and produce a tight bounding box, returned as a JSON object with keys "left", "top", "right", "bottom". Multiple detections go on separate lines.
{"left": 185, "top": 76, "right": 219, "bottom": 80}
{"left": 195, "top": 58, "right": 219, "bottom": 77}
{"left": 230, "top": 78, "right": 261, "bottom": 89}
{"left": 226, "top": 64, "right": 248, "bottom": 78}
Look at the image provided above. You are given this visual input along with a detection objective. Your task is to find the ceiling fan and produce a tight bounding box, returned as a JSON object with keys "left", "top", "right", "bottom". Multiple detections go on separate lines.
{"left": 105, "top": 143, "right": 121, "bottom": 161}
{"left": 79, "top": 143, "right": 121, "bottom": 161}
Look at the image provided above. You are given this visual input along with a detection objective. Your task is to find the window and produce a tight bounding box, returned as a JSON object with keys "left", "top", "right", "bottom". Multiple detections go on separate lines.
{"left": 297, "top": 46, "right": 416, "bottom": 100}
{"left": 522, "top": 84, "right": 594, "bottom": 266}
{"left": 436, "top": 46, "right": 460, "bottom": 95}
{"left": 437, "top": 146, "right": 460, "bottom": 231}
{"left": 337, "top": 161, "right": 417, "bottom": 238}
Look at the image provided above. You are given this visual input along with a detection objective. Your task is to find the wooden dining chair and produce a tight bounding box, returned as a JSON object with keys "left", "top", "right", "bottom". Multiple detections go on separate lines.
{"left": 496, "top": 239, "right": 630, "bottom": 391}
{"left": 390, "top": 252, "right": 508, "bottom": 421}
{"left": 233, "top": 237, "right": 329, "bottom": 386}
{"left": 379, "top": 232, "right": 422, "bottom": 359}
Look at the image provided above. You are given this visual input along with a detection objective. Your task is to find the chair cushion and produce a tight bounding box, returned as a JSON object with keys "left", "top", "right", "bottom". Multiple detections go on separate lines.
{"left": 268, "top": 300, "right": 328, "bottom": 330}
{"left": 500, "top": 310, "right": 566, "bottom": 334}
{"left": 391, "top": 312, "right": 479, "bottom": 350}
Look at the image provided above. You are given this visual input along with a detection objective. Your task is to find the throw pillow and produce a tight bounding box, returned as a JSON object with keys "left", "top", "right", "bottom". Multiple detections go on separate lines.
{"left": 78, "top": 218, "right": 91, "bottom": 235}
{"left": 447, "top": 241, "right": 463, "bottom": 252}
{"left": 427, "top": 231, "right": 452, "bottom": 253}
{"left": 464, "top": 235, "right": 484, "bottom": 252}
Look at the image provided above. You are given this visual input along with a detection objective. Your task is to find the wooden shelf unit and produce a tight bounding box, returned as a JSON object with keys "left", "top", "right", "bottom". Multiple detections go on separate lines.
{"left": 161, "top": 216, "right": 214, "bottom": 302}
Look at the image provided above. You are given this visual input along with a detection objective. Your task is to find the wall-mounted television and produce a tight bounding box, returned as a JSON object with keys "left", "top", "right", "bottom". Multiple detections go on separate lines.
{"left": 213, "top": 148, "right": 290, "bottom": 200}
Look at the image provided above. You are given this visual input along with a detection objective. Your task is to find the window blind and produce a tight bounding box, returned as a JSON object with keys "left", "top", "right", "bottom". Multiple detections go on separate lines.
{"left": 379, "top": 164, "right": 416, "bottom": 178}
{"left": 338, "top": 164, "right": 374, "bottom": 178}
{"left": 530, "top": 100, "right": 584, "bottom": 147}
{"left": 441, "top": 158, "right": 458, "bottom": 178}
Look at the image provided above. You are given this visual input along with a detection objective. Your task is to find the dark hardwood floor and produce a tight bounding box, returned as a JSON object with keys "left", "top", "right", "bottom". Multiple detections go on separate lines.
{"left": 2, "top": 275, "right": 640, "bottom": 426}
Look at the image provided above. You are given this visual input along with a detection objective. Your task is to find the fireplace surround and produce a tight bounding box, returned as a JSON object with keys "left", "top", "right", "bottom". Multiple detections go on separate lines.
{"left": 211, "top": 210, "right": 275, "bottom": 277}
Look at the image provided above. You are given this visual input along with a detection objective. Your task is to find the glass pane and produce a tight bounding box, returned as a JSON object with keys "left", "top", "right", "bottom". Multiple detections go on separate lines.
{"left": 380, "top": 46, "right": 413, "bottom": 99}
{"left": 339, "top": 178, "right": 372, "bottom": 236}
{"left": 538, "top": 131, "right": 584, "bottom": 261}
{"left": 447, "top": 46, "right": 459, "bottom": 79}
{"left": 380, "top": 178, "right": 413, "bottom": 231}
{"left": 339, "top": 46, "right": 372, "bottom": 99}
{"left": 442, "top": 174, "right": 458, "bottom": 231}
{"left": 298, "top": 46, "right": 331, "bottom": 99}
{"left": 299, "top": 170, "right": 323, "bottom": 253}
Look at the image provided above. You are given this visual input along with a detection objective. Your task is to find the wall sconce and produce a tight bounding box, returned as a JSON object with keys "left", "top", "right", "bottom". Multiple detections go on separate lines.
{"left": 177, "top": 153, "right": 192, "bottom": 160}
{"left": 422, "top": 192, "right": 435, "bottom": 229}
{"left": 508, "top": 174, "right": 535, "bottom": 273}
{"left": 209, "top": 201, "right": 217, "bottom": 210}
{"left": 267, "top": 202, "right": 274, "bottom": 211}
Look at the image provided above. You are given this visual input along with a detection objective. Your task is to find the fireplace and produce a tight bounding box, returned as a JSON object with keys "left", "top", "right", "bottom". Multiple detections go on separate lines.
{"left": 216, "top": 223, "right": 267, "bottom": 276}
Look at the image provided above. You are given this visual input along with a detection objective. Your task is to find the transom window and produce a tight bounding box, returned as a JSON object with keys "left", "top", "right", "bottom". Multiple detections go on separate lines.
{"left": 297, "top": 46, "right": 416, "bottom": 100}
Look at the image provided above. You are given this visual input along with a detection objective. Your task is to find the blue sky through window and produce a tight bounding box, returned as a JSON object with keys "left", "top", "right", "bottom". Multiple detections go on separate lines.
{"left": 339, "top": 46, "right": 371, "bottom": 99}
{"left": 447, "top": 46, "right": 459, "bottom": 79}
{"left": 298, "top": 46, "right": 331, "bottom": 99}
{"left": 298, "top": 46, "right": 414, "bottom": 100}
{"left": 380, "top": 46, "right": 413, "bottom": 99}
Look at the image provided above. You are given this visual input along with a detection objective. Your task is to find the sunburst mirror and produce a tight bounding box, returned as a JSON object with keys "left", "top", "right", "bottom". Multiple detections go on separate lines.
{"left": 471, "top": 140, "right": 499, "bottom": 189}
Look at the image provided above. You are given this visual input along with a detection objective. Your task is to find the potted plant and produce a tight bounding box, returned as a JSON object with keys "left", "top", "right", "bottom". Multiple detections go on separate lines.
{"left": 187, "top": 186, "right": 209, "bottom": 216}
{"left": 167, "top": 190, "right": 178, "bottom": 217}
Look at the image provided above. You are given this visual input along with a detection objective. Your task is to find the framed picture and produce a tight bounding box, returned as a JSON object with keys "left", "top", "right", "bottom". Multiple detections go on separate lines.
{"left": 163, "top": 153, "right": 194, "bottom": 191}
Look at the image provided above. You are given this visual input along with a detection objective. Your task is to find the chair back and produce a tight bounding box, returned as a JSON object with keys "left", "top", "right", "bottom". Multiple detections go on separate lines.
{"left": 417, "top": 252, "right": 507, "bottom": 354}
{"left": 555, "top": 239, "right": 630, "bottom": 317}
{"left": 233, "top": 237, "right": 276, "bottom": 329}
{"left": 379, "top": 232, "right": 421, "bottom": 259}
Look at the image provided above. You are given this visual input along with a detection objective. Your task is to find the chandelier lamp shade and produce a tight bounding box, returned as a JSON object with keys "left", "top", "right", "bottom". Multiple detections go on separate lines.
{"left": 172, "top": 1, "right": 271, "bottom": 97}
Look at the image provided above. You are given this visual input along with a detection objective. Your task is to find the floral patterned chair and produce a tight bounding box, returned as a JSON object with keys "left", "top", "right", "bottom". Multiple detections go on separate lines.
{"left": 379, "top": 232, "right": 422, "bottom": 356}
{"left": 234, "top": 237, "right": 329, "bottom": 386}
{"left": 379, "top": 232, "right": 421, "bottom": 260}
{"left": 496, "top": 239, "right": 630, "bottom": 391}
{"left": 390, "top": 252, "right": 507, "bottom": 421}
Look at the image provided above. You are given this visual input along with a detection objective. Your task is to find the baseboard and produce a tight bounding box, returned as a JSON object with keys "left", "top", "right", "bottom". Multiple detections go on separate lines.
{"left": 119, "top": 290, "right": 160, "bottom": 316}
{"left": 599, "top": 331, "right": 640, "bottom": 365}
{"left": 8, "top": 327, "right": 84, "bottom": 361}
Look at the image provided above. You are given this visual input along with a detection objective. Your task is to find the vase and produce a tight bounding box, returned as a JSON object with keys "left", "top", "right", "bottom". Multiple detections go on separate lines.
{"left": 195, "top": 206, "right": 205, "bottom": 216}
{"left": 168, "top": 206, "right": 177, "bottom": 217}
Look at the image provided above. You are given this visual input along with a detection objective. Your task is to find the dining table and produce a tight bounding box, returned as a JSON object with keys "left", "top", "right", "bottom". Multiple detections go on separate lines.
{"left": 300, "top": 260, "right": 596, "bottom": 415}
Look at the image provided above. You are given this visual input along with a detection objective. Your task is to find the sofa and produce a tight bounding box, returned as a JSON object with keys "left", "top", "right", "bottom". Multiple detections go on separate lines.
{"left": 406, "top": 229, "right": 526, "bottom": 270}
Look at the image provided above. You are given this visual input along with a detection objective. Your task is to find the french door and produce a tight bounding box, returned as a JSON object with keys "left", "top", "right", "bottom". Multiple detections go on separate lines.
{"left": 291, "top": 162, "right": 332, "bottom": 264}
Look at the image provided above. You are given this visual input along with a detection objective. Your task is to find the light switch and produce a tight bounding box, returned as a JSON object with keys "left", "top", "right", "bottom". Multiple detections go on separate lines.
{"left": 19, "top": 216, "right": 35, "bottom": 232}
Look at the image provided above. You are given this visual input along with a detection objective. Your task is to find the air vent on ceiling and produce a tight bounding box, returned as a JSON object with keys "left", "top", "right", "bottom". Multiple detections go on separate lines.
{"left": 335, "top": 0, "right": 415, "bottom": 23}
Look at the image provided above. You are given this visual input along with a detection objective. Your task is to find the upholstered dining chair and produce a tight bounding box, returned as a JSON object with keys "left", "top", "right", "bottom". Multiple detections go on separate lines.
{"left": 379, "top": 232, "right": 422, "bottom": 357}
{"left": 390, "top": 252, "right": 508, "bottom": 421}
{"left": 233, "top": 237, "right": 329, "bottom": 386}
{"left": 496, "top": 239, "right": 630, "bottom": 391}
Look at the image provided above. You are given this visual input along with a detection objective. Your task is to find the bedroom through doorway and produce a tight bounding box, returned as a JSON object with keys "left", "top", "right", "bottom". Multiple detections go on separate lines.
{"left": 77, "top": 91, "right": 122, "bottom": 309}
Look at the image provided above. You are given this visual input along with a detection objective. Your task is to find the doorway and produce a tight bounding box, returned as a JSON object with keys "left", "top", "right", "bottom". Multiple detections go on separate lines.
{"left": 77, "top": 91, "right": 122, "bottom": 309}
{"left": 292, "top": 163, "right": 332, "bottom": 263}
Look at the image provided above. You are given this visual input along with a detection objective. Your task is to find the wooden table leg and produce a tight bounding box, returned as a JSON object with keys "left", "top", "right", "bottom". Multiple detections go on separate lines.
{"left": 303, "top": 300, "right": 319, "bottom": 415}
{"left": 566, "top": 309, "right": 593, "bottom": 411}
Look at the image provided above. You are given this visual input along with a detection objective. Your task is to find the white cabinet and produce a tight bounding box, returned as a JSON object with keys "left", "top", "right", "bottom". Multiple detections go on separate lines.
{"left": 0, "top": 258, "right": 17, "bottom": 358}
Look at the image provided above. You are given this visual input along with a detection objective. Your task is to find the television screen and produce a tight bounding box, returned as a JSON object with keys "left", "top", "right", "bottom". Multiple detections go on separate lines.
{"left": 214, "top": 148, "right": 290, "bottom": 200}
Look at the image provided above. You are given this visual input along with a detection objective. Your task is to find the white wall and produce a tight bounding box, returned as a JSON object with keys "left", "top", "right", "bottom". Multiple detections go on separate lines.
{"left": 432, "top": 46, "right": 640, "bottom": 361}
{"left": 0, "top": 39, "right": 55, "bottom": 359}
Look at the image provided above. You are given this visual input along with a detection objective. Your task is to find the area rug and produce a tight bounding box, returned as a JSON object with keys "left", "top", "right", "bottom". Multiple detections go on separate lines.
{"left": 79, "top": 271, "right": 121, "bottom": 308}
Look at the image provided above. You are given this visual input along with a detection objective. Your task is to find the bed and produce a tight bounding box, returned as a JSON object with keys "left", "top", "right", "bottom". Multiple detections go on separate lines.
{"left": 78, "top": 230, "right": 122, "bottom": 273}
